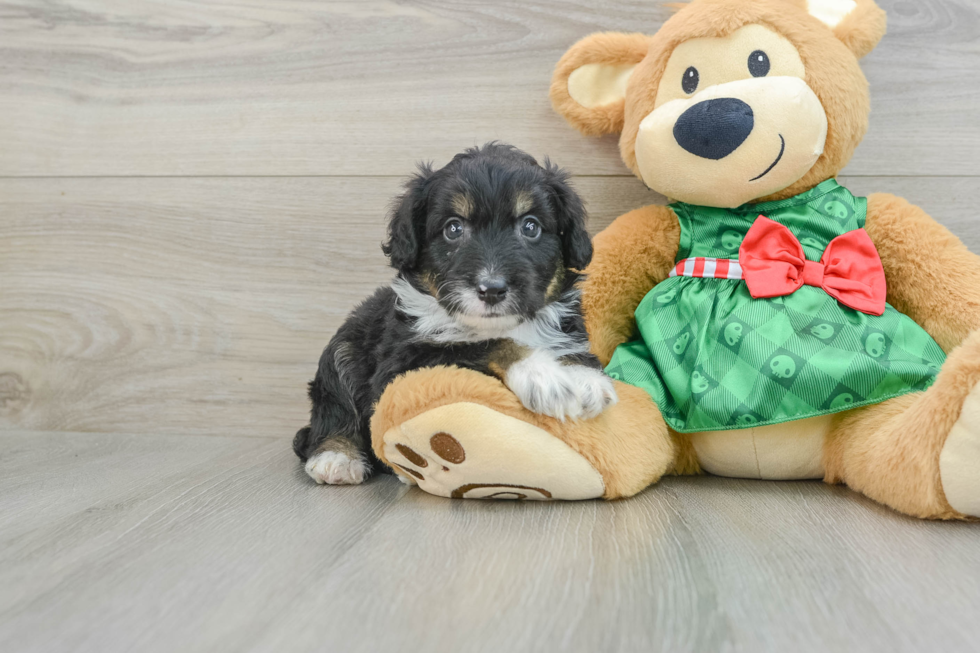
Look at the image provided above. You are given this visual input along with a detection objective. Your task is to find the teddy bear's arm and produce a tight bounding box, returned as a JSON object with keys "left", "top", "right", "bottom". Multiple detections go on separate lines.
{"left": 865, "top": 193, "right": 980, "bottom": 352}
{"left": 582, "top": 204, "right": 681, "bottom": 365}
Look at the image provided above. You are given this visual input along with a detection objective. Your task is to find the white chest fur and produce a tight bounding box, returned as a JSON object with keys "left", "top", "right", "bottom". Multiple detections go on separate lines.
{"left": 390, "top": 276, "right": 590, "bottom": 357}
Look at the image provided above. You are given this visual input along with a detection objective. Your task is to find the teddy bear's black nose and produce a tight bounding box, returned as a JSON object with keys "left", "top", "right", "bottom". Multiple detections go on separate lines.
{"left": 673, "top": 98, "right": 754, "bottom": 160}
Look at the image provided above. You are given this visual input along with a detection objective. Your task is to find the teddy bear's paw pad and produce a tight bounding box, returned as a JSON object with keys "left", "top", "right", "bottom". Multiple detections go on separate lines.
{"left": 941, "top": 382, "right": 980, "bottom": 517}
{"left": 382, "top": 402, "right": 604, "bottom": 501}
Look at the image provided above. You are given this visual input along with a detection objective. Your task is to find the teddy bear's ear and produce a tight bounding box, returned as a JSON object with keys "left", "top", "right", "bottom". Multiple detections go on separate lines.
{"left": 550, "top": 32, "right": 651, "bottom": 136}
{"left": 805, "top": 0, "right": 887, "bottom": 58}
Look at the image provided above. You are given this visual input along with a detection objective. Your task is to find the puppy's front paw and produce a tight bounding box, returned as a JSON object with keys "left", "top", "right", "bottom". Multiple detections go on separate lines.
{"left": 508, "top": 363, "right": 581, "bottom": 420}
{"left": 305, "top": 450, "right": 369, "bottom": 485}
{"left": 569, "top": 366, "right": 619, "bottom": 419}
{"left": 506, "top": 351, "right": 617, "bottom": 421}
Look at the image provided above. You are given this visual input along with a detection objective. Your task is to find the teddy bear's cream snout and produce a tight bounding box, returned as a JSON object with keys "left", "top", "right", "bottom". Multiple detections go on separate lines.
{"left": 634, "top": 76, "right": 828, "bottom": 208}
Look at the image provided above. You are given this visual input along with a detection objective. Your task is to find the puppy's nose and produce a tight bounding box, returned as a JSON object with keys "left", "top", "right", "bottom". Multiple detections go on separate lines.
{"left": 673, "top": 98, "right": 754, "bottom": 160}
{"left": 477, "top": 278, "right": 508, "bottom": 306}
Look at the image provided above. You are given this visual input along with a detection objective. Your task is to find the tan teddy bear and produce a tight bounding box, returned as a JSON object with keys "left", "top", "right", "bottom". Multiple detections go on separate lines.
{"left": 371, "top": 0, "right": 980, "bottom": 520}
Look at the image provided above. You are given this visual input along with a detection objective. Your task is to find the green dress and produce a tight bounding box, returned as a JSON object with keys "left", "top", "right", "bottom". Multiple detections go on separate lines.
{"left": 605, "top": 179, "right": 947, "bottom": 433}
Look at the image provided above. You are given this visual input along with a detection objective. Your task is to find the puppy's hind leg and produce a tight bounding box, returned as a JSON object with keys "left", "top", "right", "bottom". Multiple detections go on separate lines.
{"left": 296, "top": 343, "right": 373, "bottom": 486}
{"left": 304, "top": 438, "right": 371, "bottom": 486}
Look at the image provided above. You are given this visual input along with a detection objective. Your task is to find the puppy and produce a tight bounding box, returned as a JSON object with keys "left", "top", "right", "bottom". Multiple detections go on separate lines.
{"left": 293, "top": 143, "right": 617, "bottom": 485}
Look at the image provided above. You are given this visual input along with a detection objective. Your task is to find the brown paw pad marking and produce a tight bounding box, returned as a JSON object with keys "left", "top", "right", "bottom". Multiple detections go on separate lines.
{"left": 430, "top": 432, "right": 465, "bottom": 464}
{"left": 451, "top": 483, "right": 553, "bottom": 500}
{"left": 395, "top": 444, "right": 428, "bottom": 468}
{"left": 393, "top": 464, "right": 424, "bottom": 481}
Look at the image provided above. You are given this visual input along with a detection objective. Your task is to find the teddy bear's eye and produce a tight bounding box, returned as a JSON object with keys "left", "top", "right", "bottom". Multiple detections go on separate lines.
{"left": 682, "top": 66, "right": 699, "bottom": 94}
{"left": 748, "top": 50, "right": 770, "bottom": 77}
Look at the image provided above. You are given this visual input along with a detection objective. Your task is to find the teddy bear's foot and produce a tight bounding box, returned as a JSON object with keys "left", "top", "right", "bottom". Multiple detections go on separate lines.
{"left": 372, "top": 365, "right": 677, "bottom": 500}
{"left": 381, "top": 401, "right": 605, "bottom": 500}
{"left": 825, "top": 330, "right": 980, "bottom": 520}
{"left": 940, "top": 383, "right": 980, "bottom": 517}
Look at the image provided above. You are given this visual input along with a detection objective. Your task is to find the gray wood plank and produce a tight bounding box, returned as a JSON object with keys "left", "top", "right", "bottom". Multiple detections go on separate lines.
{"left": 0, "top": 431, "right": 978, "bottom": 653}
{"left": 0, "top": 0, "right": 977, "bottom": 177}
{"left": 2, "top": 176, "right": 975, "bottom": 437}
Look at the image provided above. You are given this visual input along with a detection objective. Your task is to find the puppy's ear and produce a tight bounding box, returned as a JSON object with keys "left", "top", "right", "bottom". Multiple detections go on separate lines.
{"left": 545, "top": 162, "right": 592, "bottom": 271}
{"left": 383, "top": 163, "right": 433, "bottom": 271}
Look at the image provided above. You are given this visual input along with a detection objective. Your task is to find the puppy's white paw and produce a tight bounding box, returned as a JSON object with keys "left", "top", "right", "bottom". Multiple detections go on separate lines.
{"left": 569, "top": 365, "right": 619, "bottom": 419}
{"left": 305, "top": 450, "right": 369, "bottom": 485}
{"left": 506, "top": 352, "right": 581, "bottom": 420}
{"left": 506, "top": 350, "right": 617, "bottom": 421}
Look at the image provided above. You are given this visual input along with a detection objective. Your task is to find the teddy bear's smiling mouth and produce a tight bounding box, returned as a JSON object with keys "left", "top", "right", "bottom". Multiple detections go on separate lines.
{"left": 749, "top": 134, "right": 786, "bottom": 182}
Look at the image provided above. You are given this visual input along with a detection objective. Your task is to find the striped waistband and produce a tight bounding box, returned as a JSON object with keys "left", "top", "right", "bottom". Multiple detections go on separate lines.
{"left": 668, "top": 257, "right": 744, "bottom": 280}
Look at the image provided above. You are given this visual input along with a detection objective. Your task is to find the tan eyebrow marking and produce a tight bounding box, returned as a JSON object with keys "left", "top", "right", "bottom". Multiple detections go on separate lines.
{"left": 451, "top": 194, "right": 473, "bottom": 218}
{"left": 420, "top": 271, "right": 440, "bottom": 298}
{"left": 514, "top": 191, "right": 534, "bottom": 216}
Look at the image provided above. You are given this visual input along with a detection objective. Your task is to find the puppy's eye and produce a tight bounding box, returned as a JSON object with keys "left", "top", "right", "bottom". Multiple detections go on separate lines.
{"left": 682, "top": 67, "right": 699, "bottom": 94}
{"left": 520, "top": 216, "right": 541, "bottom": 240}
{"left": 748, "top": 50, "right": 770, "bottom": 77}
{"left": 443, "top": 218, "right": 465, "bottom": 242}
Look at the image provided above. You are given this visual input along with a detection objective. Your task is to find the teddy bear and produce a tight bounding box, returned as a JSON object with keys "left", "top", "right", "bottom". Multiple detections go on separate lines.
{"left": 369, "top": 0, "right": 980, "bottom": 520}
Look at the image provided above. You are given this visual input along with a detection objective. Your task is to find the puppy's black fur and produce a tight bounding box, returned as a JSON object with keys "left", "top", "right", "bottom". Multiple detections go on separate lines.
{"left": 294, "top": 143, "right": 599, "bottom": 480}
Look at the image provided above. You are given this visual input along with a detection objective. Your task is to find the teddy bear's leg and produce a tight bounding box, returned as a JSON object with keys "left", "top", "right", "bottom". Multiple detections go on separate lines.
{"left": 370, "top": 366, "right": 677, "bottom": 500}
{"left": 824, "top": 331, "right": 980, "bottom": 519}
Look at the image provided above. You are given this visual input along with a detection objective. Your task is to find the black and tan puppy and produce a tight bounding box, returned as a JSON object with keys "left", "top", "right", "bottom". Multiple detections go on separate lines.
{"left": 293, "top": 143, "right": 617, "bottom": 485}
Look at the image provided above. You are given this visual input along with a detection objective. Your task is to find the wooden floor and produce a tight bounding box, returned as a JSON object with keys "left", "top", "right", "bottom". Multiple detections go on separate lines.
{"left": 2, "top": 1, "right": 979, "bottom": 651}
{"left": 2, "top": 430, "right": 979, "bottom": 653}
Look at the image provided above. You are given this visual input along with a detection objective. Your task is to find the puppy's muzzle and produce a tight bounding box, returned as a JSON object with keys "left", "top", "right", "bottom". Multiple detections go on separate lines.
{"left": 477, "top": 277, "right": 508, "bottom": 307}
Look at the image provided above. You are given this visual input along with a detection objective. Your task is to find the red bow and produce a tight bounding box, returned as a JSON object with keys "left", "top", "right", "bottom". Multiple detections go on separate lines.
{"left": 738, "top": 215, "right": 886, "bottom": 316}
